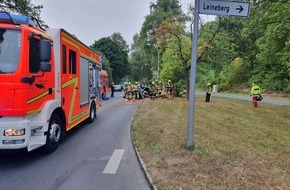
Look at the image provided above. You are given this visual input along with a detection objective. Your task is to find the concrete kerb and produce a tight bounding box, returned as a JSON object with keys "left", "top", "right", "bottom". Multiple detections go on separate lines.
{"left": 130, "top": 116, "right": 158, "bottom": 190}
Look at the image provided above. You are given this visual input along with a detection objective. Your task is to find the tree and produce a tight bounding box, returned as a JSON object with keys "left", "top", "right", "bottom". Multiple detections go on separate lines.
{"left": 155, "top": 19, "right": 191, "bottom": 98}
{"left": 196, "top": 0, "right": 290, "bottom": 93}
{"left": 252, "top": 0, "right": 290, "bottom": 91}
{"left": 140, "top": 0, "right": 184, "bottom": 47}
{"left": 91, "top": 34, "right": 129, "bottom": 83}
{"left": 129, "top": 0, "right": 290, "bottom": 95}
{"left": 138, "top": 0, "right": 186, "bottom": 79}
{"left": 111, "top": 32, "right": 129, "bottom": 52}
{"left": 198, "top": 18, "right": 242, "bottom": 90}
{"left": 128, "top": 34, "right": 152, "bottom": 84}
{"left": 160, "top": 39, "right": 189, "bottom": 96}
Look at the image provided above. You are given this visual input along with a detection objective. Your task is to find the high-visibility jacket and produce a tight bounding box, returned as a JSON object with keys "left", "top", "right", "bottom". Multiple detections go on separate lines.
{"left": 206, "top": 86, "right": 212, "bottom": 94}
{"left": 167, "top": 82, "right": 173, "bottom": 89}
{"left": 150, "top": 85, "right": 156, "bottom": 92}
{"left": 127, "top": 85, "right": 132, "bottom": 91}
{"left": 251, "top": 85, "right": 261, "bottom": 95}
{"left": 133, "top": 84, "right": 139, "bottom": 91}
{"left": 124, "top": 84, "right": 129, "bottom": 92}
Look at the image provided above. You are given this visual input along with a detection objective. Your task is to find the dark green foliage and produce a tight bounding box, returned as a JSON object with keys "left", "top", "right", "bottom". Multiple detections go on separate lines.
{"left": 136, "top": 0, "right": 186, "bottom": 79}
{"left": 197, "top": 0, "right": 290, "bottom": 93}
{"left": 128, "top": 34, "right": 152, "bottom": 83}
{"left": 91, "top": 34, "right": 129, "bottom": 84}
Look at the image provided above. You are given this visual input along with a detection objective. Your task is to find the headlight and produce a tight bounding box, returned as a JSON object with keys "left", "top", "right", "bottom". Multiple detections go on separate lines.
{"left": 4, "top": 129, "right": 25, "bottom": 136}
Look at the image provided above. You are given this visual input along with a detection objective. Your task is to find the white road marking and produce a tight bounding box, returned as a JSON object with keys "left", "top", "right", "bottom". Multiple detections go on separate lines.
{"left": 103, "top": 149, "right": 125, "bottom": 174}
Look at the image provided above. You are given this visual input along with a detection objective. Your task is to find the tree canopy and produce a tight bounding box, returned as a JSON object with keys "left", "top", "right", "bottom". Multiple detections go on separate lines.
{"left": 197, "top": 0, "right": 290, "bottom": 92}
{"left": 128, "top": 0, "right": 186, "bottom": 86}
{"left": 91, "top": 33, "right": 129, "bottom": 84}
{"left": 129, "top": 0, "right": 290, "bottom": 96}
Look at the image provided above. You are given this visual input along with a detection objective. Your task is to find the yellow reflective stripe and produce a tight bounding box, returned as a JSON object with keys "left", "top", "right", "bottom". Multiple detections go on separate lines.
{"left": 67, "top": 114, "right": 88, "bottom": 131}
{"left": 62, "top": 34, "right": 101, "bottom": 65}
{"left": 27, "top": 87, "right": 55, "bottom": 104}
{"left": 27, "top": 109, "right": 42, "bottom": 115}
{"left": 61, "top": 77, "right": 78, "bottom": 124}
{"left": 69, "top": 109, "right": 89, "bottom": 127}
{"left": 30, "top": 28, "right": 53, "bottom": 41}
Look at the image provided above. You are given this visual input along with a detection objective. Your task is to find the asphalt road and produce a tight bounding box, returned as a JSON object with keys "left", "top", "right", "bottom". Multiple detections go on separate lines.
{"left": 0, "top": 92, "right": 151, "bottom": 190}
{"left": 196, "top": 91, "right": 290, "bottom": 106}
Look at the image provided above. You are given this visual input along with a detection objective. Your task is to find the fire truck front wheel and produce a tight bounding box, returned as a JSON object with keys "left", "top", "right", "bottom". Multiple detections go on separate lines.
{"left": 43, "top": 113, "right": 62, "bottom": 153}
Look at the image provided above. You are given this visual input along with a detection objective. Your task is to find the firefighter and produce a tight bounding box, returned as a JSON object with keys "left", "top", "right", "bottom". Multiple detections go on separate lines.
{"left": 205, "top": 83, "right": 212, "bottom": 102}
{"left": 127, "top": 82, "right": 133, "bottom": 99}
{"left": 156, "top": 81, "right": 163, "bottom": 98}
{"left": 123, "top": 82, "right": 128, "bottom": 99}
{"left": 166, "top": 80, "right": 174, "bottom": 99}
{"left": 110, "top": 82, "right": 115, "bottom": 98}
{"left": 250, "top": 82, "right": 261, "bottom": 108}
{"left": 133, "top": 82, "right": 140, "bottom": 100}
{"left": 149, "top": 81, "right": 156, "bottom": 99}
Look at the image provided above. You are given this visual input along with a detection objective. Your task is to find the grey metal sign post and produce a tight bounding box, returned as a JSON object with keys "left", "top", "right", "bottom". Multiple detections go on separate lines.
{"left": 187, "top": 0, "right": 200, "bottom": 148}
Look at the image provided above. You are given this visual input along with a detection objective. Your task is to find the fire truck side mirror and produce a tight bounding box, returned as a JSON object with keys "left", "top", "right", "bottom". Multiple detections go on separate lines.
{"left": 39, "top": 39, "right": 51, "bottom": 72}
{"left": 40, "top": 61, "right": 51, "bottom": 72}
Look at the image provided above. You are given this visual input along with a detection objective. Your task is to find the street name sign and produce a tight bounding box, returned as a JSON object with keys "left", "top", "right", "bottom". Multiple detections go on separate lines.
{"left": 199, "top": 0, "right": 250, "bottom": 17}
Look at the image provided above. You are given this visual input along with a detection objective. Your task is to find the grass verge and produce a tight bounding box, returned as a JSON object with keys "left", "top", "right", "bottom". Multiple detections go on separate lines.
{"left": 132, "top": 96, "right": 290, "bottom": 190}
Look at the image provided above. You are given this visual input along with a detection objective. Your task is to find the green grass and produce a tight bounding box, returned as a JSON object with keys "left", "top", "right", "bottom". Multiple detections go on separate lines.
{"left": 132, "top": 96, "right": 290, "bottom": 190}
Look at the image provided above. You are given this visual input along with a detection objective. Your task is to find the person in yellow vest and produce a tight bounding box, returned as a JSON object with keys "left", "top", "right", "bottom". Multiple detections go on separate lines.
{"left": 123, "top": 82, "right": 128, "bottom": 99}
{"left": 149, "top": 81, "right": 156, "bottom": 99}
{"left": 205, "top": 83, "right": 212, "bottom": 102}
{"left": 156, "top": 81, "right": 163, "bottom": 98}
{"left": 250, "top": 82, "right": 262, "bottom": 108}
{"left": 133, "top": 82, "right": 140, "bottom": 100}
{"left": 166, "top": 80, "right": 174, "bottom": 99}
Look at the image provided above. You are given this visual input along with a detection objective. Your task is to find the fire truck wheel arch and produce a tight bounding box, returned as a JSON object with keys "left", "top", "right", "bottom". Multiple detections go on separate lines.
{"left": 29, "top": 100, "right": 62, "bottom": 133}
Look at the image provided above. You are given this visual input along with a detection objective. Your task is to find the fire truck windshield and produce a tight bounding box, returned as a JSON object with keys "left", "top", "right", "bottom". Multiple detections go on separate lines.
{"left": 0, "top": 29, "right": 21, "bottom": 73}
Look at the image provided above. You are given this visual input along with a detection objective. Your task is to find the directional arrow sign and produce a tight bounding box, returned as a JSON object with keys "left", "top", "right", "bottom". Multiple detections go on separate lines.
{"left": 199, "top": 0, "right": 250, "bottom": 17}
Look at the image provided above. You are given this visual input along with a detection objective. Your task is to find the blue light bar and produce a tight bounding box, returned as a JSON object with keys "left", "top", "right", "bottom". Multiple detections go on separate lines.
{"left": 0, "top": 12, "right": 35, "bottom": 26}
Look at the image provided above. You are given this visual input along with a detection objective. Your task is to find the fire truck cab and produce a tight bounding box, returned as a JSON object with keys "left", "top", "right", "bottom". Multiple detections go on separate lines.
{"left": 0, "top": 12, "right": 102, "bottom": 153}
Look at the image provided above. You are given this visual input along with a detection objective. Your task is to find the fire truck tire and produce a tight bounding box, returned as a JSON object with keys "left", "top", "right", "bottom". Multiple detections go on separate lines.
{"left": 87, "top": 103, "right": 96, "bottom": 123}
{"left": 43, "top": 113, "right": 62, "bottom": 153}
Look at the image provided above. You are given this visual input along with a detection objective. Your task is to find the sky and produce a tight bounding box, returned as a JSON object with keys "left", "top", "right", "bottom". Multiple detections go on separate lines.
{"left": 31, "top": 0, "right": 214, "bottom": 47}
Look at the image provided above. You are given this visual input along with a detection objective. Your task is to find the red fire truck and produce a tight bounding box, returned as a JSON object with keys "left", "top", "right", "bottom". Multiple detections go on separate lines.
{"left": 0, "top": 12, "right": 102, "bottom": 153}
